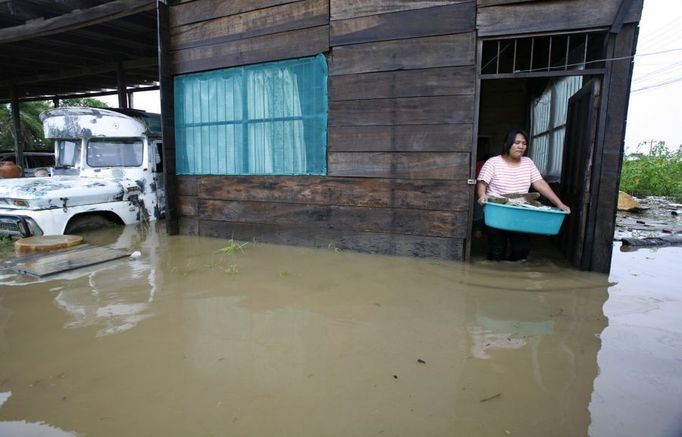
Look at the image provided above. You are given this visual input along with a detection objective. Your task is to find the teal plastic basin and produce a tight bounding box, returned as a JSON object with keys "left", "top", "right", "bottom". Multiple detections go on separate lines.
{"left": 483, "top": 202, "right": 569, "bottom": 235}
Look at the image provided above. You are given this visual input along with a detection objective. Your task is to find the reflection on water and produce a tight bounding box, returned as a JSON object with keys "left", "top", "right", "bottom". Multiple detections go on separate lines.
{"left": 0, "top": 224, "right": 679, "bottom": 436}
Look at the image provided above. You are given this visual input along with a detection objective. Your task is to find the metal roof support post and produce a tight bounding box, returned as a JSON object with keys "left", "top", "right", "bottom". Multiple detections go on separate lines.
{"left": 9, "top": 85, "right": 24, "bottom": 168}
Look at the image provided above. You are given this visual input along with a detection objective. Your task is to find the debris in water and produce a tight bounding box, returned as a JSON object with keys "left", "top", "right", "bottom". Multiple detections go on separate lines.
{"left": 393, "top": 375, "right": 398, "bottom": 379}
{"left": 480, "top": 392, "right": 502, "bottom": 402}
{"left": 130, "top": 251, "right": 141, "bottom": 258}
{"left": 417, "top": 359, "right": 426, "bottom": 364}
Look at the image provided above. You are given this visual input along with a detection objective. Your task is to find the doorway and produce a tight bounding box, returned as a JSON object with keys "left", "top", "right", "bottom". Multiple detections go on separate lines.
{"left": 471, "top": 30, "right": 610, "bottom": 266}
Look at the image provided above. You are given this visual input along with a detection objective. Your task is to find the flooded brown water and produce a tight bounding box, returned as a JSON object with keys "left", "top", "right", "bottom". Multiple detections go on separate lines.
{"left": 0, "top": 224, "right": 680, "bottom": 437}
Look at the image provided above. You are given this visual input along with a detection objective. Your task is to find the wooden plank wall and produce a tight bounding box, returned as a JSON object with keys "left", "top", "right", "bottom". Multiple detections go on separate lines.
{"left": 169, "top": 0, "right": 477, "bottom": 259}
{"left": 477, "top": 0, "right": 644, "bottom": 36}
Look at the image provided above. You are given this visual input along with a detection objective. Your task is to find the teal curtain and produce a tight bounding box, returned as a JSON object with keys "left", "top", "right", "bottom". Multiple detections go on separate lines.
{"left": 174, "top": 55, "right": 327, "bottom": 175}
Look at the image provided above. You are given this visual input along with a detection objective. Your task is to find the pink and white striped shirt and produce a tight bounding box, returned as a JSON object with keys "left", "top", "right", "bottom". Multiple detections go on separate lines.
{"left": 477, "top": 155, "right": 542, "bottom": 196}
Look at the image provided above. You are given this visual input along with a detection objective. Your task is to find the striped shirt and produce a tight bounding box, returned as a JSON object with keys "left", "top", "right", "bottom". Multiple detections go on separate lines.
{"left": 477, "top": 155, "right": 542, "bottom": 196}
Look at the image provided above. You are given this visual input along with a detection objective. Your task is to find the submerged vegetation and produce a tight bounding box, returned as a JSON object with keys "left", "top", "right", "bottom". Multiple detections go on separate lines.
{"left": 620, "top": 141, "right": 682, "bottom": 202}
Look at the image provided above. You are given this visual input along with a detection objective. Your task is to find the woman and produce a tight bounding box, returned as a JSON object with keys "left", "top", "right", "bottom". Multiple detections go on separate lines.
{"left": 476, "top": 128, "right": 570, "bottom": 261}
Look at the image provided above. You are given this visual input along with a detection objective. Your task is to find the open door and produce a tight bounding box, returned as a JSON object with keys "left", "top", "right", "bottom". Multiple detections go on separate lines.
{"left": 560, "top": 78, "right": 601, "bottom": 269}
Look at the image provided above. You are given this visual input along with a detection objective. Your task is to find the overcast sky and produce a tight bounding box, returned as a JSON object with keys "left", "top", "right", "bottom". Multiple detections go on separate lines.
{"left": 114, "top": 0, "right": 681, "bottom": 154}
{"left": 624, "top": 0, "right": 682, "bottom": 153}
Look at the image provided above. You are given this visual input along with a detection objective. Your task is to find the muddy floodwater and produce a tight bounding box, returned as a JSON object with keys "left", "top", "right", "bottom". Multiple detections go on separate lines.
{"left": 0, "top": 224, "right": 680, "bottom": 437}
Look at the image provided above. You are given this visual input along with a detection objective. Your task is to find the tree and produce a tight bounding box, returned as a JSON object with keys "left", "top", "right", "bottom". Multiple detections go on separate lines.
{"left": 0, "top": 101, "right": 51, "bottom": 151}
{"left": 0, "top": 98, "right": 108, "bottom": 151}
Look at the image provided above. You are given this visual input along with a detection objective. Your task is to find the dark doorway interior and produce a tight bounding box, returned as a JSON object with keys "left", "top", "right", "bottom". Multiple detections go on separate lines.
{"left": 473, "top": 75, "right": 600, "bottom": 264}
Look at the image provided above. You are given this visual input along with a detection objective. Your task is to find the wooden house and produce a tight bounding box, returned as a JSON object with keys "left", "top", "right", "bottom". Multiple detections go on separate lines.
{"left": 0, "top": 0, "right": 644, "bottom": 273}
{"left": 160, "top": 0, "right": 643, "bottom": 273}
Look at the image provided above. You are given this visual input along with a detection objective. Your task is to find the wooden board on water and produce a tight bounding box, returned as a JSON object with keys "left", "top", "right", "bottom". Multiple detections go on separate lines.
{"left": 9, "top": 244, "right": 130, "bottom": 277}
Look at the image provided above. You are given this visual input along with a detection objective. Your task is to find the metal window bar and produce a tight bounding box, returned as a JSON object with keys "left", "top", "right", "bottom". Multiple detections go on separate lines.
{"left": 513, "top": 39, "right": 517, "bottom": 73}
{"left": 497, "top": 40, "right": 501, "bottom": 74}
{"left": 482, "top": 31, "right": 605, "bottom": 76}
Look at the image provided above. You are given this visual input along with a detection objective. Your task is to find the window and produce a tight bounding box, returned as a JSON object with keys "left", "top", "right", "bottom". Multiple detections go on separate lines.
{"left": 56, "top": 139, "right": 81, "bottom": 168}
{"left": 174, "top": 55, "right": 328, "bottom": 175}
{"left": 529, "top": 76, "right": 582, "bottom": 179}
{"left": 87, "top": 138, "right": 144, "bottom": 167}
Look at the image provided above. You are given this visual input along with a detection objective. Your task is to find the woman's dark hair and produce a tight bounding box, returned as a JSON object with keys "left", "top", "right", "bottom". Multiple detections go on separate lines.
{"left": 501, "top": 128, "right": 529, "bottom": 155}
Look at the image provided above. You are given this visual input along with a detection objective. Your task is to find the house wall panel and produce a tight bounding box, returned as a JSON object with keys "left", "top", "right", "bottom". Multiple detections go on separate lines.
{"left": 171, "top": 0, "right": 328, "bottom": 50}
{"left": 199, "top": 220, "right": 464, "bottom": 259}
{"left": 328, "top": 152, "right": 470, "bottom": 179}
{"left": 198, "top": 199, "right": 467, "bottom": 238}
{"left": 329, "top": 33, "right": 475, "bottom": 75}
{"left": 331, "top": 0, "right": 472, "bottom": 20}
{"left": 330, "top": 3, "right": 475, "bottom": 46}
{"left": 328, "top": 124, "right": 473, "bottom": 152}
{"left": 329, "top": 95, "right": 474, "bottom": 126}
{"left": 172, "top": 25, "right": 329, "bottom": 74}
{"left": 197, "top": 175, "right": 470, "bottom": 211}
{"left": 170, "top": 0, "right": 298, "bottom": 27}
{"left": 477, "top": 0, "right": 643, "bottom": 37}
{"left": 168, "top": 1, "right": 476, "bottom": 260}
{"left": 329, "top": 67, "right": 475, "bottom": 101}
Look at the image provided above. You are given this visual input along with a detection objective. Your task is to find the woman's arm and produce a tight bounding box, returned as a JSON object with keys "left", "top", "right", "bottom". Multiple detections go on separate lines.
{"left": 531, "top": 179, "right": 571, "bottom": 212}
{"left": 476, "top": 180, "right": 489, "bottom": 205}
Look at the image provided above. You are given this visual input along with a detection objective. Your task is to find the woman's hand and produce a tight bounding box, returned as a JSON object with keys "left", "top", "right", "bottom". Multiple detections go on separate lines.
{"left": 558, "top": 203, "right": 571, "bottom": 213}
{"left": 478, "top": 194, "right": 488, "bottom": 205}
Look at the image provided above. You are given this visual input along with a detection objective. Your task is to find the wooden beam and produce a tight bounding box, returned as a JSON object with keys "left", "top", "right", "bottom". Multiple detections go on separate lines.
{"left": 169, "top": 0, "right": 298, "bottom": 27}
{"left": 157, "top": 0, "right": 179, "bottom": 235}
{"left": 0, "top": 0, "right": 156, "bottom": 44}
{"left": 170, "top": 0, "right": 328, "bottom": 50}
{"left": 328, "top": 152, "right": 470, "bottom": 179}
{"left": 331, "top": 0, "right": 472, "bottom": 20}
{"left": 9, "top": 86, "right": 24, "bottom": 170}
{"left": 587, "top": 24, "right": 638, "bottom": 273}
{"left": 171, "top": 25, "right": 329, "bottom": 74}
{"left": 0, "top": 57, "right": 157, "bottom": 88}
{"left": 198, "top": 220, "right": 464, "bottom": 259}
{"left": 117, "top": 62, "right": 128, "bottom": 108}
{"left": 193, "top": 175, "right": 470, "bottom": 211}
{"left": 330, "top": 3, "right": 475, "bottom": 46}
{"left": 477, "top": 0, "right": 643, "bottom": 37}
{"left": 330, "top": 33, "right": 475, "bottom": 75}
{"left": 329, "top": 67, "right": 475, "bottom": 101}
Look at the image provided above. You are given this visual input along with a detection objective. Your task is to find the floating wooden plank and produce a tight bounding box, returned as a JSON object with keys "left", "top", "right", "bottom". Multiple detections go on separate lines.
{"left": 329, "top": 95, "right": 474, "bottom": 126}
{"left": 197, "top": 199, "right": 467, "bottom": 237}
{"left": 198, "top": 220, "right": 464, "bottom": 259}
{"left": 329, "top": 124, "right": 473, "bottom": 152}
{"left": 172, "top": 25, "right": 329, "bottom": 74}
{"left": 10, "top": 245, "right": 131, "bottom": 277}
{"left": 331, "top": 0, "right": 471, "bottom": 20}
{"left": 330, "top": 33, "right": 475, "bottom": 75}
{"left": 477, "top": 0, "right": 643, "bottom": 37}
{"left": 14, "top": 235, "right": 83, "bottom": 253}
{"left": 329, "top": 67, "right": 475, "bottom": 101}
{"left": 328, "top": 151, "right": 470, "bottom": 179}
{"left": 330, "top": 3, "right": 474, "bottom": 46}
{"left": 196, "top": 175, "right": 471, "bottom": 210}
{"left": 171, "top": 0, "right": 328, "bottom": 50}
{"left": 621, "top": 235, "right": 682, "bottom": 248}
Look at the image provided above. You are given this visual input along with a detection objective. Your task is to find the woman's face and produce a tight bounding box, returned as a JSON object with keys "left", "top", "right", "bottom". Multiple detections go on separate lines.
{"left": 509, "top": 133, "right": 528, "bottom": 159}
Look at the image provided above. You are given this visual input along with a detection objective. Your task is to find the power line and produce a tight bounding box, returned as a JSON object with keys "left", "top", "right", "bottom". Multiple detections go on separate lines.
{"left": 631, "top": 76, "right": 682, "bottom": 93}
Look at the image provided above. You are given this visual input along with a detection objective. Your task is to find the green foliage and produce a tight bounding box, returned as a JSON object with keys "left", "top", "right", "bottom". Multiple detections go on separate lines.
{"left": 60, "top": 97, "right": 109, "bottom": 108}
{"left": 0, "top": 98, "right": 108, "bottom": 151}
{"left": 620, "top": 141, "right": 682, "bottom": 202}
{"left": 0, "top": 101, "right": 51, "bottom": 150}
